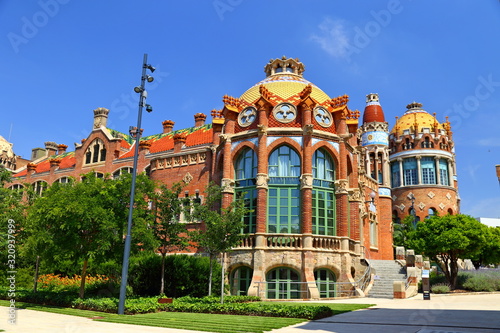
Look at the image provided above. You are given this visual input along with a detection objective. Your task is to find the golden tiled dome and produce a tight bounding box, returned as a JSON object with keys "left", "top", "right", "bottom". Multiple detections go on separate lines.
{"left": 240, "top": 73, "right": 331, "bottom": 105}
{"left": 390, "top": 102, "right": 444, "bottom": 134}
{"left": 240, "top": 57, "right": 331, "bottom": 105}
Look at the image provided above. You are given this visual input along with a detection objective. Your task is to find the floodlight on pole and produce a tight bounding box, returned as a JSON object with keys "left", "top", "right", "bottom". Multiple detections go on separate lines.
{"left": 118, "top": 53, "right": 155, "bottom": 315}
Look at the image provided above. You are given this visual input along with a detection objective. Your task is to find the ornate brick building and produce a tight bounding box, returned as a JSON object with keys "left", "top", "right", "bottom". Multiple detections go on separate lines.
{"left": 6, "top": 57, "right": 459, "bottom": 299}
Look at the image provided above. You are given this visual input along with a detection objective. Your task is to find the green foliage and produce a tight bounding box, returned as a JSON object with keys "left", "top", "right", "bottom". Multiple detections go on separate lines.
{"left": 191, "top": 183, "right": 251, "bottom": 299}
{"left": 393, "top": 215, "right": 417, "bottom": 248}
{"left": 407, "top": 214, "right": 489, "bottom": 288}
{"left": 430, "top": 283, "right": 450, "bottom": 294}
{"left": 470, "top": 226, "right": 500, "bottom": 269}
{"left": 22, "top": 172, "right": 156, "bottom": 298}
{"left": 151, "top": 181, "right": 192, "bottom": 294}
{"left": 461, "top": 270, "right": 500, "bottom": 292}
{"left": 129, "top": 253, "right": 221, "bottom": 297}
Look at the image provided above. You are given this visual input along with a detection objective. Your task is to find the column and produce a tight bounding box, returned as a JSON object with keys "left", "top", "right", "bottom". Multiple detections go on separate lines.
{"left": 416, "top": 156, "right": 422, "bottom": 185}
{"left": 398, "top": 158, "right": 403, "bottom": 187}
{"left": 435, "top": 157, "right": 441, "bottom": 185}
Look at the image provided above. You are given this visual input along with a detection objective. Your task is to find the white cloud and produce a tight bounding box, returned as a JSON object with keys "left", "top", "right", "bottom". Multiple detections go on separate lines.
{"left": 477, "top": 138, "right": 500, "bottom": 147}
{"left": 310, "top": 18, "right": 351, "bottom": 59}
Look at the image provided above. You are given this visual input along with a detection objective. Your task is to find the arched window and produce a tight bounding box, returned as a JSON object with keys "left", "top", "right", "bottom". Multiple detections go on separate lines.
{"left": 113, "top": 167, "right": 133, "bottom": 179}
{"left": 315, "top": 269, "right": 337, "bottom": 298}
{"left": 421, "top": 157, "right": 436, "bottom": 184}
{"left": 312, "top": 148, "right": 335, "bottom": 236}
{"left": 426, "top": 208, "right": 437, "bottom": 219}
{"left": 268, "top": 146, "right": 300, "bottom": 234}
{"left": 56, "top": 177, "right": 70, "bottom": 184}
{"left": 85, "top": 139, "right": 106, "bottom": 165}
{"left": 266, "top": 267, "right": 301, "bottom": 299}
{"left": 403, "top": 158, "right": 418, "bottom": 185}
{"left": 230, "top": 266, "right": 253, "bottom": 296}
{"left": 32, "top": 181, "right": 47, "bottom": 196}
{"left": 9, "top": 184, "right": 24, "bottom": 191}
{"left": 421, "top": 137, "right": 433, "bottom": 148}
{"left": 235, "top": 148, "right": 257, "bottom": 233}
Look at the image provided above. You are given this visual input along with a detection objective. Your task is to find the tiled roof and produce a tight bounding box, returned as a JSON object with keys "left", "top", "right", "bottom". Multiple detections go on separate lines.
{"left": 240, "top": 74, "right": 331, "bottom": 105}
{"left": 119, "top": 124, "right": 213, "bottom": 159}
{"left": 12, "top": 151, "right": 76, "bottom": 177}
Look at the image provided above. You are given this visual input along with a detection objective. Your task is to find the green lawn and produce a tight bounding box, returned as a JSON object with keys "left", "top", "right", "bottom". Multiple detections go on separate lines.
{"left": 1, "top": 300, "right": 373, "bottom": 333}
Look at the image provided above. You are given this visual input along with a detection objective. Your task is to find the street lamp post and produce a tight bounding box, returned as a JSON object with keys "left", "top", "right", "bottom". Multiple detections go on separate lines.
{"left": 118, "top": 53, "right": 155, "bottom": 315}
{"left": 409, "top": 193, "right": 416, "bottom": 226}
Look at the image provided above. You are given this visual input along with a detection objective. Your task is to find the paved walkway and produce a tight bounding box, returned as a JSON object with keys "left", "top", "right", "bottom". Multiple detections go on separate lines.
{"left": 2, "top": 293, "right": 500, "bottom": 333}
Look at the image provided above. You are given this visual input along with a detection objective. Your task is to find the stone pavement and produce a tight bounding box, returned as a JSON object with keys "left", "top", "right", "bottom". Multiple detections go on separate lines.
{"left": 1, "top": 293, "right": 499, "bottom": 333}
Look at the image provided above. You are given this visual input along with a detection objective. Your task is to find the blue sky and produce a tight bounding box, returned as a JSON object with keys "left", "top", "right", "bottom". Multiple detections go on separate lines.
{"left": 1, "top": 1, "right": 499, "bottom": 218}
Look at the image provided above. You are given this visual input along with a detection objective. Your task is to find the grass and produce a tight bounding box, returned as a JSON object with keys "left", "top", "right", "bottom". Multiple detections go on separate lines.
{"left": 0, "top": 299, "right": 373, "bottom": 333}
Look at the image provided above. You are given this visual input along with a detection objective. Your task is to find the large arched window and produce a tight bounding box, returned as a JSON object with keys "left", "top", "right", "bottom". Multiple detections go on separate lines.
{"left": 235, "top": 148, "right": 257, "bottom": 233}
{"left": 266, "top": 267, "right": 301, "bottom": 299}
{"left": 312, "top": 148, "right": 335, "bottom": 236}
{"left": 85, "top": 139, "right": 106, "bottom": 164}
{"left": 32, "top": 180, "right": 47, "bottom": 196}
{"left": 230, "top": 266, "right": 253, "bottom": 296}
{"left": 268, "top": 146, "right": 300, "bottom": 234}
{"left": 314, "top": 269, "right": 337, "bottom": 298}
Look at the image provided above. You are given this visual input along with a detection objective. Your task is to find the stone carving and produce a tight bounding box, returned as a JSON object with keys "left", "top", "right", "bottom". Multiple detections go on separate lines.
{"left": 182, "top": 155, "right": 188, "bottom": 165}
{"left": 335, "top": 179, "right": 348, "bottom": 194}
{"left": 199, "top": 152, "right": 207, "bottom": 161}
{"left": 439, "top": 202, "right": 446, "bottom": 211}
{"left": 418, "top": 202, "right": 426, "bottom": 211}
{"left": 398, "top": 203, "right": 406, "bottom": 212}
{"left": 257, "top": 124, "right": 267, "bottom": 135}
{"left": 427, "top": 191, "right": 435, "bottom": 199}
{"left": 446, "top": 193, "right": 452, "bottom": 200}
{"left": 303, "top": 124, "right": 314, "bottom": 135}
{"left": 183, "top": 172, "right": 193, "bottom": 184}
{"left": 256, "top": 173, "right": 269, "bottom": 189}
{"left": 190, "top": 154, "right": 197, "bottom": 164}
{"left": 221, "top": 178, "right": 235, "bottom": 194}
{"left": 166, "top": 158, "right": 172, "bottom": 167}
{"left": 300, "top": 173, "right": 313, "bottom": 189}
{"left": 348, "top": 188, "right": 362, "bottom": 202}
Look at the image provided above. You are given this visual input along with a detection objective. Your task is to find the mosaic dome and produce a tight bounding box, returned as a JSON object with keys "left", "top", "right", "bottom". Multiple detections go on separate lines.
{"left": 239, "top": 57, "right": 331, "bottom": 105}
{"left": 391, "top": 102, "right": 444, "bottom": 134}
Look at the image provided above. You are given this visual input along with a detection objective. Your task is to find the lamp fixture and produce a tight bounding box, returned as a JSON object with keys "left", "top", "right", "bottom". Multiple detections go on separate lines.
{"left": 145, "top": 64, "right": 155, "bottom": 72}
{"left": 145, "top": 104, "right": 153, "bottom": 113}
{"left": 146, "top": 75, "right": 154, "bottom": 83}
{"left": 133, "top": 86, "right": 143, "bottom": 93}
{"left": 366, "top": 191, "right": 376, "bottom": 204}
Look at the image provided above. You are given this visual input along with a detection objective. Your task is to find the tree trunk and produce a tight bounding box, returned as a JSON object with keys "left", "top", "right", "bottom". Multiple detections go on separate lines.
{"left": 220, "top": 252, "right": 225, "bottom": 304}
{"left": 160, "top": 253, "right": 166, "bottom": 295}
{"left": 208, "top": 253, "right": 213, "bottom": 296}
{"left": 33, "top": 255, "right": 40, "bottom": 293}
{"left": 79, "top": 259, "right": 88, "bottom": 299}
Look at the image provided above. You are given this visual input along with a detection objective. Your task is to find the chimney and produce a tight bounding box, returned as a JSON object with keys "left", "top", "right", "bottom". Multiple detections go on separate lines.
{"left": 93, "top": 107, "right": 110, "bottom": 129}
{"left": 31, "top": 147, "right": 46, "bottom": 161}
{"left": 139, "top": 140, "right": 152, "bottom": 153}
{"left": 173, "top": 132, "right": 188, "bottom": 153}
{"left": 162, "top": 120, "right": 175, "bottom": 134}
{"left": 194, "top": 113, "right": 207, "bottom": 127}
{"left": 44, "top": 142, "right": 58, "bottom": 157}
{"left": 57, "top": 144, "right": 68, "bottom": 155}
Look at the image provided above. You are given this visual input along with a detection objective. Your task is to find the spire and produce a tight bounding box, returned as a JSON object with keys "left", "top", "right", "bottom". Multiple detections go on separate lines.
{"left": 363, "top": 93, "right": 386, "bottom": 123}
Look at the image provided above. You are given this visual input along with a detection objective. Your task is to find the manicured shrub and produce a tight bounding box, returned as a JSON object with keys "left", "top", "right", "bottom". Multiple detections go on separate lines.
{"left": 431, "top": 283, "right": 450, "bottom": 294}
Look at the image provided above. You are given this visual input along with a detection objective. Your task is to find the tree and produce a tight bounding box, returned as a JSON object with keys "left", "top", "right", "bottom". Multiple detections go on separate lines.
{"left": 151, "top": 182, "right": 191, "bottom": 295}
{"left": 408, "top": 214, "right": 488, "bottom": 288}
{"left": 192, "top": 183, "right": 250, "bottom": 303}
{"left": 470, "top": 226, "right": 500, "bottom": 269}
{"left": 23, "top": 172, "right": 156, "bottom": 298}
{"left": 393, "top": 215, "right": 417, "bottom": 248}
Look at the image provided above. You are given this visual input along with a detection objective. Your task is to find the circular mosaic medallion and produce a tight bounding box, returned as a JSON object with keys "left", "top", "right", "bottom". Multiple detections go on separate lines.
{"left": 238, "top": 107, "right": 257, "bottom": 127}
{"left": 273, "top": 103, "right": 297, "bottom": 123}
{"left": 313, "top": 106, "right": 333, "bottom": 127}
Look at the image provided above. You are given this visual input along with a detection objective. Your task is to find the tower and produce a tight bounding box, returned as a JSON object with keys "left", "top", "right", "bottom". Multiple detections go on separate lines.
{"left": 389, "top": 102, "right": 459, "bottom": 224}
{"left": 359, "top": 93, "right": 393, "bottom": 259}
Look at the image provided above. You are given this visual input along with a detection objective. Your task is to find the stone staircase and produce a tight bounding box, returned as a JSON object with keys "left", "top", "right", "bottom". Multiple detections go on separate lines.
{"left": 367, "top": 260, "right": 407, "bottom": 298}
